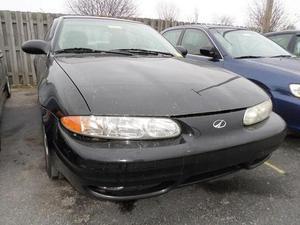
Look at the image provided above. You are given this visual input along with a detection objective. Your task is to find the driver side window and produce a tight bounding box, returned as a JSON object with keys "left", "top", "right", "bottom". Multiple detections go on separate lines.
{"left": 181, "top": 29, "right": 213, "bottom": 55}
{"left": 163, "top": 29, "right": 182, "bottom": 46}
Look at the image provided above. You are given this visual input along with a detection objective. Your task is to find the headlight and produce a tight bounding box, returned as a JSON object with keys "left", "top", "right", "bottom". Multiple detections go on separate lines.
{"left": 61, "top": 116, "right": 181, "bottom": 140}
{"left": 243, "top": 100, "right": 273, "bottom": 126}
{"left": 290, "top": 84, "right": 300, "bottom": 98}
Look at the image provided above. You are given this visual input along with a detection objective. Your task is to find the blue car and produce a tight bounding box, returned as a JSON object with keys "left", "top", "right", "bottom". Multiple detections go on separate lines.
{"left": 162, "top": 25, "right": 300, "bottom": 133}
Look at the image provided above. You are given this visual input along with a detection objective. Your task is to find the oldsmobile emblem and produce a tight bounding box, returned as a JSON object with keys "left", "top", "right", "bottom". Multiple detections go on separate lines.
{"left": 213, "top": 120, "right": 227, "bottom": 129}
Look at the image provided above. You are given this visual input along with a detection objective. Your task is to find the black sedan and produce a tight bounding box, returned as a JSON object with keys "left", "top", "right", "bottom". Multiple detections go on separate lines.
{"left": 265, "top": 30, "right": 300, "bottom": 57}
{"left": 22, "top": 16, "right": 286, "bottom": 201}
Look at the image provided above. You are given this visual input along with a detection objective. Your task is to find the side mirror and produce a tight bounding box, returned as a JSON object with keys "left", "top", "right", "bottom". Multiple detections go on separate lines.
{"left": 176, "top": 46, "right": 188, "bottom": 57}
{"left": 0, "top": 50, "right": 3, "bottom": 58}
{"left": 200, "top": 47, "right": 220, "bottom": 61}
{"left": 22, "top": 40, "right": 49, "bottom": 55}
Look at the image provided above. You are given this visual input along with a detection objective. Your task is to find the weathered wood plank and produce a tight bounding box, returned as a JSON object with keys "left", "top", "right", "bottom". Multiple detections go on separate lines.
{"left": 0, "top": 11, "right": 10, "bottom": 83}
{"left": 0, "top": 12, "right": 5, "bottom": 50}
{"left": 4, "top": 11, "right": 19, "bottom": 85}
{"left": 26, "top": 12, "right": 37, "bottom": 84}
{"left": 36, "top": 13, "right": 45, "bottom": 39}
{"left": 16, "top": 11, "right": 29, "bottom": 85}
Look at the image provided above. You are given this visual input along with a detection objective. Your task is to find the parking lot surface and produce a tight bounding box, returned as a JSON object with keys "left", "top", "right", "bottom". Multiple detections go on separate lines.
{"left": 0, "top": 89, "right": 299, "bottom": 225}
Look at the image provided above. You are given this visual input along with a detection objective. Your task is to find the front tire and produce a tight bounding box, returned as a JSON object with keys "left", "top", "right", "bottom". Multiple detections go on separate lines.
{"left": 42, "top": 125, "right": 60, "bottom": 179}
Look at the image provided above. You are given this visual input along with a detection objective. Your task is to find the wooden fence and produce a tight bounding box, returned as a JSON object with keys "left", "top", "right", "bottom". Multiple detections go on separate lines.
{"left": 0, "top": 10, "right": 186, "bottom": 86}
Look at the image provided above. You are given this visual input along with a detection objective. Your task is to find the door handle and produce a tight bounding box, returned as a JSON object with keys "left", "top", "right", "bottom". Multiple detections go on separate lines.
{"left": 0, "top": 50, "right": 3, "bottom": 58}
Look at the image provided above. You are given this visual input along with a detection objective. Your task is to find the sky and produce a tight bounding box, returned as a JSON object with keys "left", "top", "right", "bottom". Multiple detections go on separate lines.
{"left": 0, "top": 0, "right": 299, "bottom": 28}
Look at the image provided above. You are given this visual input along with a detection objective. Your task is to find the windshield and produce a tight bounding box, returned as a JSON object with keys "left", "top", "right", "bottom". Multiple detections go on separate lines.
{"left": 210, "top": 29, "right": 291, "bottom": 58}
{"left": 54, "top": 19, "right": 180, "bottom": 56}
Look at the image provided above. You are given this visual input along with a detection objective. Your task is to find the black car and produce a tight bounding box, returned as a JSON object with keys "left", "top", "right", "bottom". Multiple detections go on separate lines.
{"left": 22, "top": 16, "right": 286, "bottom": 201}
{"left": 265, "top": 30, "right": 300, "bottom": 57}
{"left": 0, "top": 49, "right": 11, "bottom": 114}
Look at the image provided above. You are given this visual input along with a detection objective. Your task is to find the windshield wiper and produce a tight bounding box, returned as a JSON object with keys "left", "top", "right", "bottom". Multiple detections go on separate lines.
{"left": 270, "top": 55, "right": 292, "bottom": 58}
{"left": 235, "top": 56, "right": 264, "bottom": 59}
{"left": 112, "top": 48, "right": 175, "bottom": 57}
{"left": 54, "top": 48, "right": 133, "bottom": 56}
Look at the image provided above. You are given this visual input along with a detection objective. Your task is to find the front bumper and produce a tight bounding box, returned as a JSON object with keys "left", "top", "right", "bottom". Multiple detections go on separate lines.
{"left": 273, "top": 92, "right": 300, "bottom": 133}
{"left": 50, "top": 112, "right": 286, "bottom": 201}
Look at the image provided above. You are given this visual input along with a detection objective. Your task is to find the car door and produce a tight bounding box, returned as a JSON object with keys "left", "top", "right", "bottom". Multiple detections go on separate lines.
{"left": 35, "top": 20, "right": 59, "bottom": 84}
{"left": 179, "top": 28, "right": 223, "bottom": 65}
{"left": 34, "top": 28, "right": 51, "bottom": 84}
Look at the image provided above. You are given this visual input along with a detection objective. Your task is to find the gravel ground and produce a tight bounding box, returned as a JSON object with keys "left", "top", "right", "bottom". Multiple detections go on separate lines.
{"left": 0, "top": 88, "right": 299, "bottom": 225}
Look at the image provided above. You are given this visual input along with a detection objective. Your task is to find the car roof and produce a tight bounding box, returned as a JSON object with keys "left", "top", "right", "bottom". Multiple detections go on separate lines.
{"left": 265, "top": 30, "right": 300, "bottom": 36}
{"left": 58, "top": 15, "right": 143, "bottom": 25}
{"left": 163, "top": 24, "right": 247, "bottom": 32}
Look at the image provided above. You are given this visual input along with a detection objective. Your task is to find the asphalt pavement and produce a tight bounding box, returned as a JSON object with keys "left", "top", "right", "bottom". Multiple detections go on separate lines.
{"left": 0, "top": 89, "right": 299, "bottom": 225}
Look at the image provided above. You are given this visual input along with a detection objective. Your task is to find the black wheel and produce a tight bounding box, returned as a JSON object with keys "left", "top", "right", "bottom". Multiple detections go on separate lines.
{"left": 5, "top": 77, "right": 11, "bottom": 98}
{"left": 42, "top": 125, "right": 60, "bottom": 179}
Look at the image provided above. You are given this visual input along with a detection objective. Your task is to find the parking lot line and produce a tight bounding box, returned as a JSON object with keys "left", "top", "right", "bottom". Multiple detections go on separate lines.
{"left": 264, "top": 161, "right": 286, "bottom": 175}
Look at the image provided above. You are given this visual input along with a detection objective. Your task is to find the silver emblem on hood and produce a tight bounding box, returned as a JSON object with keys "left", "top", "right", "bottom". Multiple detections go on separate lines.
{"left": 213, "top": 120, "right": 227, "bottom": 129}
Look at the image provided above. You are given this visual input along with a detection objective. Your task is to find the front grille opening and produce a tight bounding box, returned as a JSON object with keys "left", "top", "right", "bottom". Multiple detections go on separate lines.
{"left": 244, "top": 154, "right": 271, "bottom": 169}
{"left": 182, "top": 165, "right": 243, "bottom": 186}
{"left": 88, "top": 181, "right": 175, "bottom": 197}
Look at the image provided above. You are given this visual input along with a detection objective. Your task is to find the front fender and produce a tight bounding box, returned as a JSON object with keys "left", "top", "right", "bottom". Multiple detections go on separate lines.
{"left": 38, "top": 58, "right": 91, "bottom": 118}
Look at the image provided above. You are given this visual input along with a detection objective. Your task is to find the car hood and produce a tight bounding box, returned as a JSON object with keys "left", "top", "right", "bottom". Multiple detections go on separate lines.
{"left": 243, "top": 57, "right": 300, "bottom": 78}
{"left": 55, "top": 56, "right": 268, "bottom": 116}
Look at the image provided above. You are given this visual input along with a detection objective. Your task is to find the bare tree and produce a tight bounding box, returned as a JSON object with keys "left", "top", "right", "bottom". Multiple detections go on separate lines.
{"left": 248, "top": 0, "right": 289, "bottom": 32}
{"left": 213, "top": 15, "right": 234, "bottom": 26}
{"left": 67, "top": 0, "right": 137, "bottom": 17}
{"left": 285, "top": 24, "right": 296, "bottom": 30}
{"left": 156, "top": 2, "right": 179, "bottom": 22}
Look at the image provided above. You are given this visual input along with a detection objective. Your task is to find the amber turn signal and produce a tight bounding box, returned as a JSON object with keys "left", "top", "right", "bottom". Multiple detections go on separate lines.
{"left": 61, "top": 116, "right": 82, "bottom": 133}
